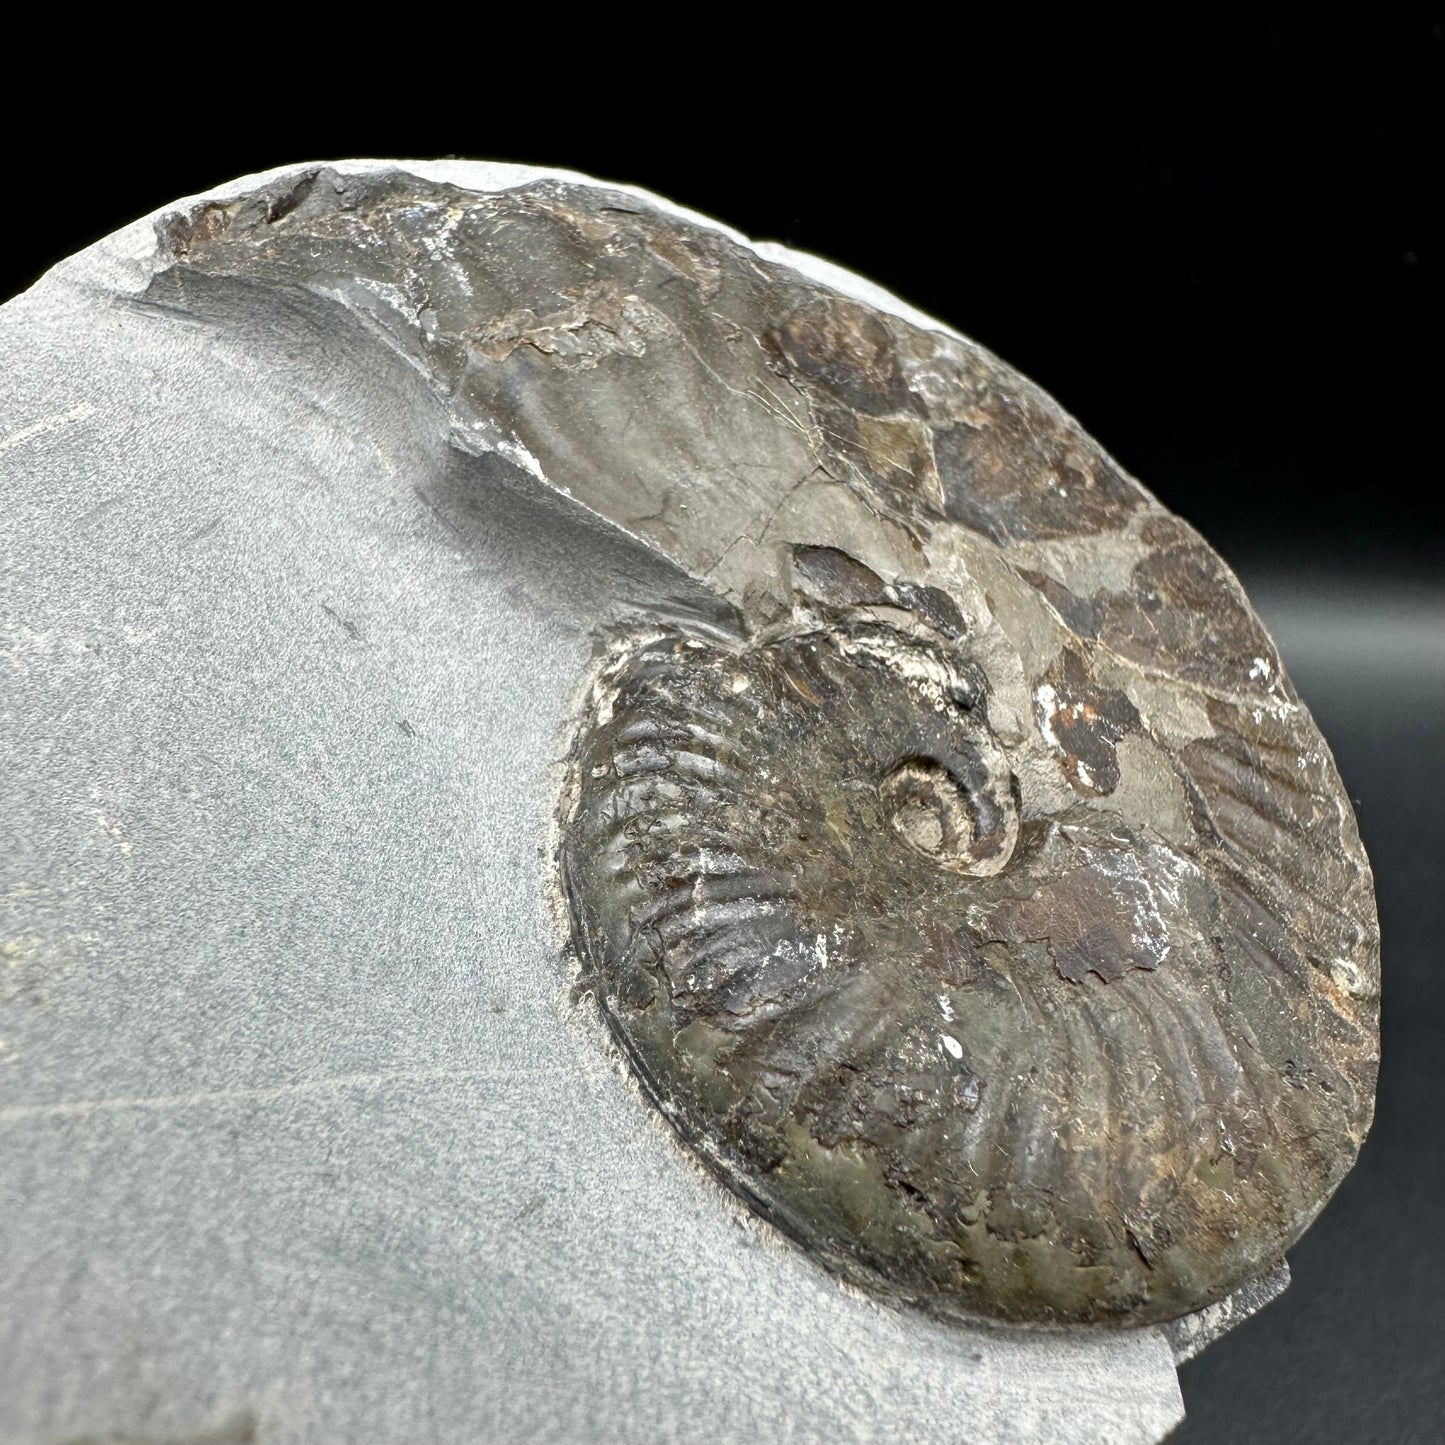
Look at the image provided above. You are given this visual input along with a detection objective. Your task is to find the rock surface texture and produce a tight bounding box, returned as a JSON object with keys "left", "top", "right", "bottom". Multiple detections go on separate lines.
{"left": 0, "top": 161, "right": 1378, "bottom": 1442}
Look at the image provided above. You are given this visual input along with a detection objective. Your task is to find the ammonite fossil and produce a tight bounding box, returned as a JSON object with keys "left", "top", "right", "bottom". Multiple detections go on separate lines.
{"left": 562, "top": 605, "right": 1375, "bottom": 1327}
{"left": 156, "top": 167, "right": 1380, "bottom": 1330}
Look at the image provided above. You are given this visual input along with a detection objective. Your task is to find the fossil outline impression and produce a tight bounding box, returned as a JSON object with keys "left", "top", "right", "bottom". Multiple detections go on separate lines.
{"left": 158, "top": 166, "right": 1380, "bottom": 1328}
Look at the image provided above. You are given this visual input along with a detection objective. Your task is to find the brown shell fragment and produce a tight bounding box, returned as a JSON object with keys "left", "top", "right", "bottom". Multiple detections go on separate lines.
{"left": 155, "top": 166, "right": 1380, "bottom": 1330}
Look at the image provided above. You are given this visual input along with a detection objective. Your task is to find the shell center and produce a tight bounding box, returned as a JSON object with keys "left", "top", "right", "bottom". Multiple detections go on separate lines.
{"left": 881, "top": 757, "right": 993, "bottom": 873}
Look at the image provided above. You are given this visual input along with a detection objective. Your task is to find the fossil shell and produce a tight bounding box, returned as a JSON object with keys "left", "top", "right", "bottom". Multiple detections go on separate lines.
{"left": 562, "top": 608, "right": 1375, "bottom": 1326}
{"left": 156, "top": 167, "right": 1380, "bottom": 1329}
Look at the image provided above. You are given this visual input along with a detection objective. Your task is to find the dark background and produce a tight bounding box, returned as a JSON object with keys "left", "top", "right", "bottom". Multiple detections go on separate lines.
{"left": 3, "top": 7, "right": 1439, "bottom": 1441}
